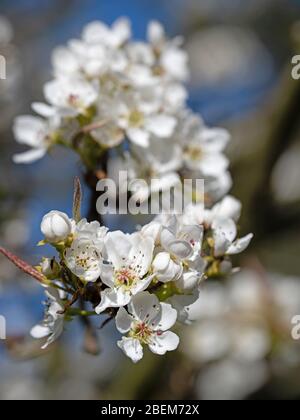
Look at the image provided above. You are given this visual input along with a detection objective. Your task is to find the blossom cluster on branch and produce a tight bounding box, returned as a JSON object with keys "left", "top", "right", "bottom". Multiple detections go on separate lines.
{"left": 13, "top": 18, "right": 231, "bottom": 203}
{"left": 4, "top": 19, "right": 254, "bottom": 363}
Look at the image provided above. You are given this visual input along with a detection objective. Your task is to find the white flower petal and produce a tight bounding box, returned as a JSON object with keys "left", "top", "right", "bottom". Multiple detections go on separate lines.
{"left": 200, "top": 128, "right": 230, "bottom": 153}
{"left": 146, "top": 115, "right": 177, "bottom": 138}
{"left": 127, "top": 128, "right": 150, "bottom": 148}
{"left": 149, "top": 331, "right": 180, "bottom": 355}
{"left": 129, "top": 235, "right": 154, "bottom": 277}
{"left": 82, "top": 21, "right": 110, "bottom": 44}
{"left": 112, "top": 17, "right": 131, "bottom": 46}
{"left": 116, "top": 307, "right": 134, "bottom": 334}
{"left": 100, "top": 262, "right": 115, "bottom": 287}
{"left": 176, "top": 270, "right": 201, "bottom": 291}
{"left": 211, "top": 196, "right": 242, "bottom": 223}
{"left": 161, "top": 48, "right": 188, "bottom": 81}
{"left": 118, "top": 337, "right": 144, "bottom": 363}
{"left": 152, "top": 252, "right": 182, "bottom": 283}
{"left": 95, "top": 287, "right": 131, "bottom": 314}
{"left": 160, "top": 226, "right": 176, "bottom": 250}
{"left": 129, "top": 292, "right": 161, "bottom": 324}
{"left": 168, "top": 240, "right": 193, "bottom": 260}
{"left": 32, "top": 102, "right": 56, "bottom": 118}
{"left": 152, "top": 302, "right": 178, "bottom": 331}
{"left": 30, "top": 324, "right": 51, "bottom": 339}
{"left": 105, "top": 231, "right": 132, "bottom": 269}
{"left": 131, "top": 274, "right": 154, "bottom": 294}
{"left": 199, "top": 153, "right": 229, "bottom": 177}
{"left": 227, "top": 234, "right": 253, "bottom": 255}
{"left": 147, "top": 20, "right": 165, "bottom": 44}
{"left": 212, "top": 218, "right": 237, "bottom": 257}
{"left": 13, "top": 148, "right": 46, "bottom": 164}
{"left": 152, "top": 252, "right": 171, "bottom": 272}
{"left": 13, "top": 116, "right": 46, "bottom": 147}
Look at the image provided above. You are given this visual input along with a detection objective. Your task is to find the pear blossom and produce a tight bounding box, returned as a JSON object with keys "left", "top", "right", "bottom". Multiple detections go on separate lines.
{"left": 212, "top": 218, "right": 253, "bottom": 257}
{"left": 95, "top": 232, "right": 155, "bottom": 313}
{"left": 63, "top": 218, "right": 108, "bottom": 282}
{"left": 184, "top": 195, "right": 241, "bottom": 226}
{"left": 204, "top": 196, "right": 242, "bottom": 226}
{"left": 160, "top": 216, "right": 203, "bottom": 262}
{"left": 64, "top": 238, "right": 104, "bottom": 283}
{"left": 44, "top": 77, "right": 98, "bottom": 117}
{"left": 168, "top": 288, "right": 201, "bottom": 324}
{"left": 116, "top": 292, "right": 179, "bottom": 362}
{"left": 41, "top": 211, "right": 73, "bottom": 243}
{"left": 125, "top": 139, "right": 182, "bottom": 200}
{"left": 30, "top": 288, "right": 65, "bottom": 349}
{"left": 82, "top": 17, "right": 131, "bottom": 48}
{"left": 147, "top": 20, "right": 189, "bottom": 82}
{"left": 13, "top": 116, "right": 53, "bottom": 164}
{"left": 182, "top": 126, "right": 230, "bottom": 177}
{"left": 151, "top": 217, "right": 205, "bottom": 289}
{"left": 113, "top": 93, "right": 178, "bottom": 148}
{"left": 75, "top": 219, "right": 108, "bottom": 247}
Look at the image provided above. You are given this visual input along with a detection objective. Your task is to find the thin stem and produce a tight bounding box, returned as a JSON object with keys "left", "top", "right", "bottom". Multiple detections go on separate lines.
{"left": 67, "top": 308, "right": 98, "bottom": 317}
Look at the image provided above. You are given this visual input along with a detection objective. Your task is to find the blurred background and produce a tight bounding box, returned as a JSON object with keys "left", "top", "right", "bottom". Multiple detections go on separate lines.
{"left": 1, "top": 0, "right": 300, "bottom": 400}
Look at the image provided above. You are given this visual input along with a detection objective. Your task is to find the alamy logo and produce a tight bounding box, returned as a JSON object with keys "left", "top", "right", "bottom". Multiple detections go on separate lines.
{"left": 0, "top": 54, "right": 6, "bottom": 80}
{"left": 292, "top": 55, "right": 300, "bottom": 80}
{"left": 96, "top": 171, "right": 205, "bottom": 215}
{"left": 0, "top": 315, "right": 6, "bottom": 340}
{"left": 291, "top": 315, "right": 300, "bottom": 340}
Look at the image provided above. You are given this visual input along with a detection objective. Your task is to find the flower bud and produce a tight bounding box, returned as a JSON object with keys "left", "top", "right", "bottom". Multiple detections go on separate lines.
{"left": 152, "top": 252, "right": 182, "bottom": 283}
{"left": 41, "top": 211, "right": 72, "bottom": 243}
{"left": 41, "top": 257, "right": 61, "bottom": 279}
{"left": 176, "top": 271, "right": 200, "bottom": 291}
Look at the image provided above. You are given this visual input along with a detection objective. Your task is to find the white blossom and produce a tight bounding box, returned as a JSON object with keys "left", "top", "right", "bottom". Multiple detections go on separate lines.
{"left": 44, "top": 77, "right": 98, "bottom": 117}
{"left": 212, "top": 218, "right": 253, "bottom": 257}
{"left": 63, "top": 218, "right": 107, "bottom": 282}
{"left": 160, "top": 216, "right": 203, "bottom": 262}
{"left": 75, "top": 219, "right": 108, "bottom": 247}
{"left": 205, "top": 195, "right": 242, "bottom": 226}
{"left": 116, "top": 291, "right": 179, "bottom": 362}
{"left": 95, "top": 232, "right": 155, "bottom": 313}
{"left": 64, "top": 238, "right": 103, "bottom": 283}
{"left": 30, "top": 288, "right": 65, "bottom": 349}
{"left": 13, "top": 116, "right": 53, "bottom": 163}
{"left": 147, "top": 20, "right": 189, "bottom": 82}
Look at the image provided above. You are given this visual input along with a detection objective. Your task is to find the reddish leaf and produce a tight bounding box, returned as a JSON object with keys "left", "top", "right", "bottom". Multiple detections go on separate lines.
{"left": 0, "top": 246, "right": 47, "bottom": 284}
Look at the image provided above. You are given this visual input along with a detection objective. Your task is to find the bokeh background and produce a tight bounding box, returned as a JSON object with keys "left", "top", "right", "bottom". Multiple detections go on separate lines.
{"left": 1, "top": 0, "right": 300, "bottom": 400}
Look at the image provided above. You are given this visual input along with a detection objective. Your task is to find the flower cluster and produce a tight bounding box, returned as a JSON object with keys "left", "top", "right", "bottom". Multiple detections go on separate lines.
{"left": 12, "top": 19, "right": 230, "bottom": 203}
{"left": 24, "top": 188, "right": 252, "bottom": 363}
{"left": 5, "top": 19, "right": 254, "bottom": 363}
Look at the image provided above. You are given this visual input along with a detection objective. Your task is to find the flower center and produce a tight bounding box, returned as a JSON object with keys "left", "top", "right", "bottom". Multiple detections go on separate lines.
{"left": 75, "top": 249, "right": 100, "bottom": 271}
{"left": 185, "top": 145, "right": 203, "bottom": 161}
{"left": 76, "top": 256, "right": 92, "bottom": 269}
{"left": 131, "top": 322, "right": 153, "bottom": 343}
{"left": 129, "top": 110, "right": 144, "bottom": 127}
{"left": 115, "top": 268, "right": 138, "bottom": 289}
